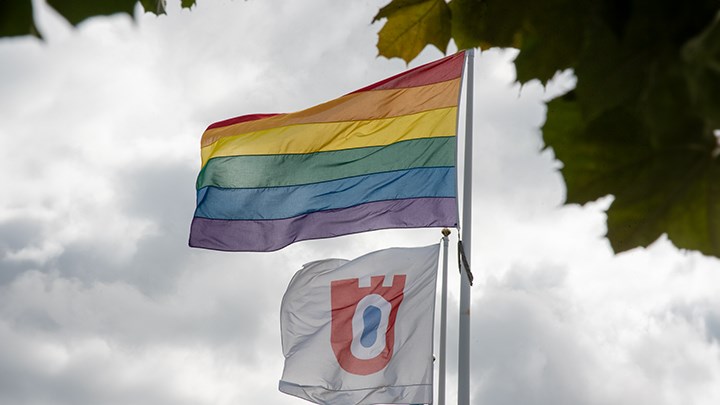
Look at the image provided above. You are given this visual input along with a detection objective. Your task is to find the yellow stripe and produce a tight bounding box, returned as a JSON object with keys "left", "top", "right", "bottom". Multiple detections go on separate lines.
{"left": 201, "top": 78, "right": 461, "bottom": 147}
{"left": 201, "top": 107, "right": 458, "bottom": 167}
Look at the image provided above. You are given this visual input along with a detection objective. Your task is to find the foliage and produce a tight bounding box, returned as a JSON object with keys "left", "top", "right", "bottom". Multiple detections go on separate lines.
{"left": 0, "top": 1, "right": 196, "bottom": 38}
{"left": 373, "top": 0, "right": 451, "bottom": 63}
{"left": 375, "top": 0, "right": 720, "bottom": 257}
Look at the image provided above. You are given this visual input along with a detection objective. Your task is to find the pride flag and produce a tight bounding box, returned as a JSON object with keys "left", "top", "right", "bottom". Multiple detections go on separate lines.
{"left": 190, "top": 52, "right": 465, "bottom": 252}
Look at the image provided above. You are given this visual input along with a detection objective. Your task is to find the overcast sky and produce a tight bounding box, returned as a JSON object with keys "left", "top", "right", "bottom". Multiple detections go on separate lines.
{"left": 1, "top": 1, "right": 720, "bottom": 404}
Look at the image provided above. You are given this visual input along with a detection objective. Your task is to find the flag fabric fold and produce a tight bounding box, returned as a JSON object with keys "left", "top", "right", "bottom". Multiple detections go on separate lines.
{"left": 190, "top": 52, "right": 465, "bottom": 252}
{"left": 278, "top": 245, "right": 440, "bottom": 404}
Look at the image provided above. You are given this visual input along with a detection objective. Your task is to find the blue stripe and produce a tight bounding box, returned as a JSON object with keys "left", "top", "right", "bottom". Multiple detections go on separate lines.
{"left": 194, "top": 167, "right": 456, "bottom": 220}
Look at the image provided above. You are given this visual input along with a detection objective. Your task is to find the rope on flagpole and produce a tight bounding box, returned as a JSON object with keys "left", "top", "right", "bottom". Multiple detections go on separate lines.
{"left": 458, "top": 240, "right": 474, "bottom": 286}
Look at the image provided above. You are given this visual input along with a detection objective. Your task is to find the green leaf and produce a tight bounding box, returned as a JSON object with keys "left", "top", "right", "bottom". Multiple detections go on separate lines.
{"left": 448, "top": 0, "right": 585, "bottom": 84}
{"left": 683, "top": 12, "right": 720, "bottom": 135}
{"left": 374, "top": 0, "right": 451, "bottom": 63}
{"left": 606, "top": 156, "right": 720, "bottom": 256}
{"left": 544, "top": 94, "right": 720, "bottom": 256}
{"left": 543, "top": 96, "right": 647, "bottom": 205}
{"left": 572, "top": 19, "right": 646, "bottom": 123}
{"left": 512, "top": 1, "right": 585, "bottom": 84}
{"left": 448, "top": 0, "right": 499, "bottom": 51}
{"left": 46, "top": 0, "right": 138, "bottom": 26}
{"left": 0, "top": 0, "right": 40, "bottom": 38}
{"left": 0, "top": 1, "right": 196, "bottom": 37}
{"left": 139, "top": 0, "right": 166, "bottom": 15}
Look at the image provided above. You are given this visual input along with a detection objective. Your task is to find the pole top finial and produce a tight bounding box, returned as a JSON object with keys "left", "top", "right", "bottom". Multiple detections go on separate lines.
{"left": 441, "top": 228, "right": 451, "bottom": 237}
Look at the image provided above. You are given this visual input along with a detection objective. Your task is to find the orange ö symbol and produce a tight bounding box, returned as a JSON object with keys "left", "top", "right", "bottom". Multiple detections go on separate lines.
{"left": 330, "top": 274, "right": 406, "bottom": 375}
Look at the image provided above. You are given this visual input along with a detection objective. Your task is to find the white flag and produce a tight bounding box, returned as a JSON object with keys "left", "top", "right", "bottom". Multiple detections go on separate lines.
{"left": 279, "top": 244, "right": 440, "bottom": 404}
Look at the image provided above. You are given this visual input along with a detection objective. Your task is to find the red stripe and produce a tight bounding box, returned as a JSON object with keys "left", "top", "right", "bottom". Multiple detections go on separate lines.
{"left": 206, "top": 113, "right": 283, "bottom": 130}
{"left": 203, "top": 52, "right": 464, "bottom": 131}
{"left": 351, "top": 51, "right": 465, "bottom": 93}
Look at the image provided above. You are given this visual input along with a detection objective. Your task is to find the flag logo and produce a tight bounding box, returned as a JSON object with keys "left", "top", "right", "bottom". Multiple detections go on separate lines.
{"left": 330, "top": 275, "right": 406, "bottom": 375}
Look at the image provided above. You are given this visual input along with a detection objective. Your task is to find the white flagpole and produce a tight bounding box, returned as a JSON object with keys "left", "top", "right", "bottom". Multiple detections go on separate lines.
{"left": 458, "top": 48, "right": 474, "bottom": 405}
{"left": 439, "top": 228, "right": 451, "bottom": 405}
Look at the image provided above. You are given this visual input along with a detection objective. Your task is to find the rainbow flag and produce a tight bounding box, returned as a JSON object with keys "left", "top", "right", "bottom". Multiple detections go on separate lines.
{"left": 190, "top": 52, "right": 465, "bottom": 252}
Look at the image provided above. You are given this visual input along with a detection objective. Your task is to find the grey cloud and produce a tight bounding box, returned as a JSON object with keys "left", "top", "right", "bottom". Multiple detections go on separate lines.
{"left": 0, "top": 261, "right": 285, "bottom": 357}
{"left": 0, "top": 218, "right": 47, "bottom": 284}
{"left": 706, "top": 311, "right": 720, "bottom": 342}
{"left": 668, "top": 299, "right": 720, "bottom": 344}
{"left": 0, "top": 325, "right": 203, "bottom": 405}
{"left": 471, "top": 266, "right": 596, "bottom": 405}
{"left": 47, "top": 161, "right": 200, "bottom": 292}
{"left": 467, "top": 260, "right": 720, "bottom": 405}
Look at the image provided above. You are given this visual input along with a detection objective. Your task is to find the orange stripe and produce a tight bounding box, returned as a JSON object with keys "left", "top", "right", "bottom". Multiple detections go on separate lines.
{"left": 201, "top": 78, "right": 461, "bottom": 148}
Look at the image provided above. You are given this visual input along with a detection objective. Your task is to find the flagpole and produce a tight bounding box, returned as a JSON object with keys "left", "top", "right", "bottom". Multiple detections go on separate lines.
{"left": 458, "top": 48, "right": 474, "bottom": 405}
{"left": 439, "top": 228, "right": 451, "bottom": 405}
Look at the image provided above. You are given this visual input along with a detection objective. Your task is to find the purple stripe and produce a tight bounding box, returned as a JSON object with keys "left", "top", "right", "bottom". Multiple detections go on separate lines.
{"left": 189, "top": 197, "right": 457, "bottom": 252}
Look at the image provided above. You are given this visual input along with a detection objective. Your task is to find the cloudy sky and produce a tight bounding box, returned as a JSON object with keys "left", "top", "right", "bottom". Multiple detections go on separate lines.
{"left": 1, "top": 1, "right": 720, "bottom": 404}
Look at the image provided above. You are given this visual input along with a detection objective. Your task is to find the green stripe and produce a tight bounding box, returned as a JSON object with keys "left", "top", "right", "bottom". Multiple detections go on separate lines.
{"left": 197, "top": 136, "right": 456, "bottom": 189}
